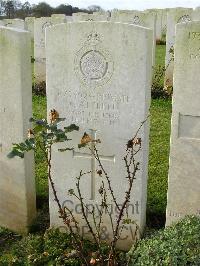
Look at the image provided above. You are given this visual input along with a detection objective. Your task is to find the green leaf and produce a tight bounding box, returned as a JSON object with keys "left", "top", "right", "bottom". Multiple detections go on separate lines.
{"left": 78, "top": 143, "right": 87, "bottom": 149}
{"left": 64, "top": 124, "right": 79, "bottom": 133}
{"left": 7, "top": 149, "right": 24, "bottom": 159}
{"left": 25, "top": 139, "right": 35, "bottom": 150}
{"left": 33, "top": 124, "right": 44, "bottom": 134}
{"left": 54, "top": 118, "right": 66, "bottom": 123}
{"left": 58, "top": 147, "right": 74, "bottom": 152}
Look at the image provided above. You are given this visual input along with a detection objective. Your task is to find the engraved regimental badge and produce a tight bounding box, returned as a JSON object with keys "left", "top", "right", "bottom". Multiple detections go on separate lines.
{"left": 74, "top": 32, "right": 114, "bottom": 88}
{"left": 42, "top": 21, "right": 53, "bottom": 33}
{"left": 177, "top": 15, "right": 191, "bottom": 23}
{"left": 132, "top": 15, "right": 141, "bottom": 25}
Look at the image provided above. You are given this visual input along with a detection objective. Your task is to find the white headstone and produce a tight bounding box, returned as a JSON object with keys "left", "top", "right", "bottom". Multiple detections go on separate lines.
{"left": 110, "top": 10, "right": 156, "bottom": 66}
{"left": 93, "top": 11, "right": 111, "bottom": 18}
{"left": 46, "top": 22, "right": 152, "bottom": 250}
{"left": 73, "top": 12, "right": 109, "bottom": 21}
{"left": 0, "top": 27, "right": 36, "bottom": 233}
{"left": 165, "top": 8, "right": 193, "bottom": 89}
{"left": 51, "top": 14, "right": 66, "bottom": 19}
{"left": 166, "top": 21, "right": 200, "bottom": 226}
{"left": 34, "top": 17, "right": 52, "bottom": 83}
{"left": 51, "top": 14, "right": 68, "bottom": 24}
{"left": 66, "top": 16, "right": 73, "bottom": 22}
{"left": 192, "top": 7, "right": 200, "bottom": 21}
{"left": 3, "top": 19, "right": 25, "bottom": 29}
{"left": 34, "top": 16, "right": 66, "bottom": 83}
{"left": 146, "top": 9, "right": 163, "bottom": 41}
{"left": 25, "top": 17, "right": 35, "bottom": 40}
{"left": 161, "top": 9, "right": 168, "bottom": 37}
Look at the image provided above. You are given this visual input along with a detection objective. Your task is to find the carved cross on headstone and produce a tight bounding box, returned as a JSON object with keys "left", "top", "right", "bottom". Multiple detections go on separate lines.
{"left": 73, "top": 129, "right": 115, "bottom": 200}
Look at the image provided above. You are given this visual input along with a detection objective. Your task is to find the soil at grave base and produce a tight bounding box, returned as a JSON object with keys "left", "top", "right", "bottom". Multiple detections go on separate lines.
{"left": 33, "top": 81, "right": 46, "bottom": 96}
{"left": 146, "top": 211, "right": 166, "bottom": 229}
{"left": 30, "top": 195, "right": 50, "bottom": 233}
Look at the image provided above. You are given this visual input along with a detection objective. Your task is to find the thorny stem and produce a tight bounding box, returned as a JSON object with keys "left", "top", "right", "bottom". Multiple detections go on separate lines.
{"left": 76, "top": 172, "right": 99, "bottom": 246}
{"left": 93, "top": 146, "right": 120, "bottom": 211}
{"left": 108, "top": 149, "right": 140, "bottom": 265}
{"left": 37, "top": 118, "right": 146, "bottom": 266}
{"left": 42, "top": 141, "right": 90, "bottom": 266}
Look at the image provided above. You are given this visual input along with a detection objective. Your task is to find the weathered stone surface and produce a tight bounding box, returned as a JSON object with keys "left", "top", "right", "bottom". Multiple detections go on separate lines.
{"left": 161, "top": 8, "right": 169, "bottom": 36}
{"left": 46, "top": 22, "right": 152, "bottom": 250}
{"left": 0, "top": 27, "right": 36, "bottom": 233}
{"left": 165, "top": 8, "right": 193, "bottom": 89}
{"left": 93, "top": 11, "right": 111, "bottom": 17}
{"left": 3, "top": 19, "right": 25, "bottom": 29}
{"left": 34, "top": 17, "right": 53, "bottom": 83}
{"left": 110, "top": 10, "right": 156, "bottom": 66}
{"left": 51, "top": 14, "right": 66, "bottom": 19}
{"left": 34, "top": 16, "right": 67, "bottom": 83}
{"left": 146, "top": 9, "right": 163, "bottom": 41}
{"left": 192, "top": 7, "right": 200, "bottom": 21}
{"left": 73, "top": 12, "right": 109, "bottom": 21}
{"left": 51, "top": 14, "right": 67, "bottom": 24}
{"left": 166, "top": 22, "right": 200, "bottom": 226}
{"left": 66, "top": 16, "right": 73, "bottom": 22}
{"left": 25, "top": 17, "right": 35, "bottom": 40}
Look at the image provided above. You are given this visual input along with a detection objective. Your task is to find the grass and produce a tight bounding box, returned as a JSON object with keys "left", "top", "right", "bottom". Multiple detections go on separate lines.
{"left": 32, "top": 95, "right": 48, "bottom": 199}
{"left": 155, "top": 44, "right": 165, "bottom": 67}
{"left": 147, "top": 99, "right": 171, "bottom": 227}
{"left": 147, "top": 44, "right": 171, "bottom": 227}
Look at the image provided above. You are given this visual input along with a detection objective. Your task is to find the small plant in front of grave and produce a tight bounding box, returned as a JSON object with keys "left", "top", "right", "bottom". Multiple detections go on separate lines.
{"left": 66, "top": 125, "right": 144, "bottom": 266}
{"left": 8, "top": 109, "right": 146, "bottom": 266}
{"left": 8, "top": 110, "right": 89, "bottom": 263}
{"left": 152, "top": 46, "right": 174, "bottom": 99}
{"left": 152, "top": 64, "right": 168, "bottom": 98}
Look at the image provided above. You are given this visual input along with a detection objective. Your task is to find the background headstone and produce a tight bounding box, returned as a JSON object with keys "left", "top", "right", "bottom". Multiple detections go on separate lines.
{"left": 146, "top": 9, "right": 162, "bottom": 41}
{"left": 192, "top": 7, "right": 200, "bottom": 21}
{"left": 166, "top": 21, "right": 200, "bottom": 226}
{"left": 25, "top": 17, "right": 35, "bottom": 40}
{"left": 3, "top": 19, "right": 25, "bottom": 29}
{"left": 34, "top": 17, "right": 52, "bottom": 84}
{"left": 46, "top": 22, "right": 152, "bottom": 250}
{"left": 51, "top": 14, "right": 66, "bottom": 19}
{"left": 72, "top": 12, "right": 109, "bottom": 21}
{"left": 0, "top": 27, "right": 36, "bottom": 233}
{"left": 34, "top": 16, "right": 66, "bottom": 84}
{"left": 66, "top": 16, "right": 73, "bottom": 22}
{"left": 93, "top": 11, "right": 111, "bottom": 17}
{"left": 161, "top": 8, "right": 169, "bottom": 37}
{"left": 51, "top": 15, "right": 67, "bottom": 25}
{"left": 165, "top": 7, "right": 193, "bottom": 89}
{"left": 110, "top": 10, "right": 156, "bottom": 66}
